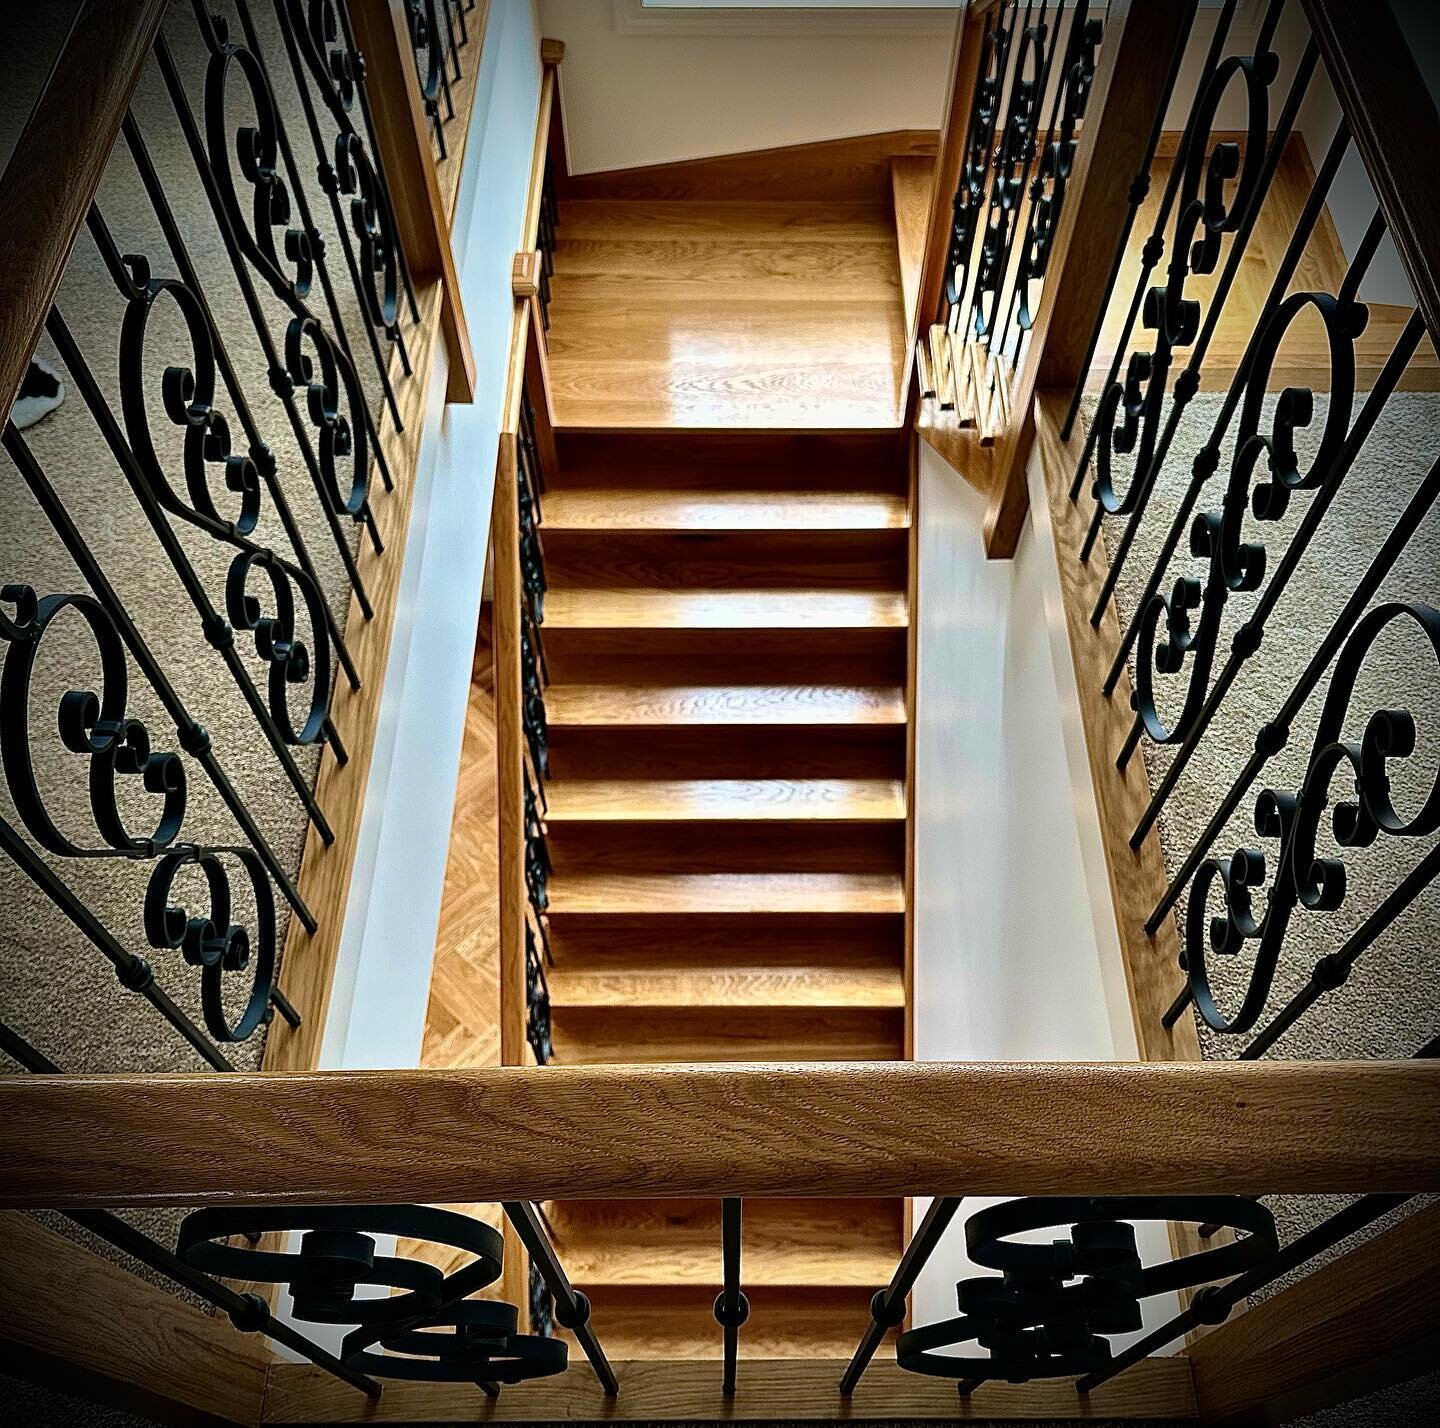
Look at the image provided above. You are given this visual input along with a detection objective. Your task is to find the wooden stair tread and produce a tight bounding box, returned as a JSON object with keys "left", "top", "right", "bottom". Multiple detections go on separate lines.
{"left": 543, "top": 588, "right": 906, "bottom": 630}
{"left": 546, "top": 963, "right": 905, "bottom": 1010}
{"left": 557, "top": 1285, "right": 887, "bottom": 1361}
{"left": 542, "top": 488, "right": 907, "bottom": 531}
{"left": 547, "top": 871, "right": 905, "bottom": 916}
{"left": 547, "top": 1199, "right": 900, "bottom": 1288}
{"left": 549, "top": 1005, "right": 902, "bottom": 1063}
{"left": 547, "top": 683, "right": 905, "bottom": 727}
{"left": 544, "top": 778, "right": 904, "bottom": 823}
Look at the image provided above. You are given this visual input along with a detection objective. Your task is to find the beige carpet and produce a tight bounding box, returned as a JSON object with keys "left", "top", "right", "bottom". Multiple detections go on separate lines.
{"left": 1088, "top": 383, "right": 1440, "bottom": 1283}
{"left": 0, "top": 0, "right": 401, "bottom": 1082}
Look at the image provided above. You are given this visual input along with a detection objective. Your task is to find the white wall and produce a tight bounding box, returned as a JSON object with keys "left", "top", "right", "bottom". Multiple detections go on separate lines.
{"left": 318, "top": 0, "right": 544, "bottom": 1074}
{"left": 537, "top": 0, "right": 955, "bottom": 174}
{"left": 910, "top": 445, "right": 1176, "bottom": 1349}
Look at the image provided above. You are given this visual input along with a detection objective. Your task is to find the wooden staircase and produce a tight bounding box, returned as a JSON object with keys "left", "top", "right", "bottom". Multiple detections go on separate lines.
{"left": 539, "top": 430, "right": 911, "bottom": 1357}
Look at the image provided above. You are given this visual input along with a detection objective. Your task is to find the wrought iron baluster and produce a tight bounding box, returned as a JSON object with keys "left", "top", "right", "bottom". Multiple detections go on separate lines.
{"left": 0, "top": 815, "right": 234, "bottom": 1071}
{"left": 1167, "top": 595, "right": 1439, "bottom": 1037}
{"left": 840, "top": 1196, "right": 964, "bottom": 1395}
{"left": 714, "top": 1197, "right": 748, "bottom": 1396}
{"left": 151, "top": 33, "right": 389, "bottom": 610}
{"left": 1073, "top": 1193, "right": 1413, "bottom": 1392}
{"left": 1097, "top": 121, "right": 1353, "bottom": 705}
{"left": 4, "top": 421, "right": 316, "bottom": 934}
{"left": 1083, "top": 27, "right": 1321, "bottom": 612}
{"left": 1124, "top": 292, "right": 1418, "bottom": 799}
{"left": 999, "top": 0, "right": 1103, "bottom": 370}
{"left": 501, "top": 1200, "right": 619, "bottom": 1397}
{"left": 266, "top": 0, "right": 415, "bottom": 417}
{"left": 1146, "top": 442, "right": 1440, "bottom": 937}
{"left": 1059, "top": 0, "right": 1203, "bottom": 445}
{"left": 117, "top": 113, "right": 362, "bottom": 696}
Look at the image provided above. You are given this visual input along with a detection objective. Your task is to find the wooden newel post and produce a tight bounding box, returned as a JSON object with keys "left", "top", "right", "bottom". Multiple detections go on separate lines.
{"left": 982, "top": 0, "right": 1194, "bottom": 559}
{"left": 348, "top": 0, "right": 476, "bottom": 403}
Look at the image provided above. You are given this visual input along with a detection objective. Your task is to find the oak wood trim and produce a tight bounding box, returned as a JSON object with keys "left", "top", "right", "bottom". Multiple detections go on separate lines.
{"left": 984, "top": 0, "right": 1195, "bottom": 558}
{"left": 262, "top": 1356, "right": 1195, "bottom": 1422}
{"left": 0, "top": 0, "right": 167, "bottom": 420}
{"left": 347, "top": 0, "right": 476, "bottom": 403}
{"left": 492, "top": 424, "right": 525, "bottom": 1069}
{"left": 262, "top": 281, "right": 445, "bottom": 1072}
{"left": 560, "top": 130, "right": 941, "bottom": 203}
{"left": 0, "top": 1212, "right": 267, "bottom": 1427}
{"left": 1303, "top": 0, "right": 1440, "bottom": 344}
{"left": 1187, "top": 1203, "right": 1440, "bottom": 1425}
{"left": 911, "top": 8, "right": 986, "bottom": 392}
{"left": 522, "top": 62, "right": 559, "bottom": 252}
{"left": 4, "top": 1061, "right": 1438, "bottom": 1209}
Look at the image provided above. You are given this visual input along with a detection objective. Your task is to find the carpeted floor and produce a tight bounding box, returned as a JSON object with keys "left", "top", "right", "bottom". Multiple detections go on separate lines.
{"left": 1, "top": 0, "right": 396, "bottom": 1084}
{"left": 1087, "top": 382, "right": 1440, "bottom": 1281}
{"left": 1, "top": 0, "right": 405, "bottom": 1297}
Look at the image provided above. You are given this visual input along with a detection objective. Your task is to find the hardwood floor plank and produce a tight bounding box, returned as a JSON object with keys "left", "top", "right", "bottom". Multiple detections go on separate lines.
{"left": 544, "top": 778, "right": 905, "bottom": 824}
{"left": 545, "top": 1198, "right": 902, "bottom": 1289}
{"left": 544, "top": 588, "right": 907, "bottom": 629}
{"left": 542, "top": 487, "right": 908, "bottom": 531}
{"left": 549, "top": 1005, "right": 904, "bottom": 1063}
{"left": 547, "top": 683, "right": 906, "bottom": 726}
{"left": 546, "top": 963, "right": 906, "bottom": 1010}
{"left": 547, "top": 871, "right": 905, "bottom": 916}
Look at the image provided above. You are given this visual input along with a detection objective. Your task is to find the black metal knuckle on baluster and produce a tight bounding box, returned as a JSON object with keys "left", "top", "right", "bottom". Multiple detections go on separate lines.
{"left": 1182, "top": 601, "right": 1440, "bottom": 1035}
{"left": 143, "top": 846, "right": 276, "bottom": 1042}
{"left": 897, "top": 1197, "right": 1276, "bottom": 1387}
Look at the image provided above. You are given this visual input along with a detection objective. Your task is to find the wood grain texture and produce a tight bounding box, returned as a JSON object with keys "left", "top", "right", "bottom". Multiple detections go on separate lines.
{"left": 547, "top": 197, "right": 907, "bottom": 428}
{"left": 545, "top": 778, "right": 904, "bottom": 824}
{"left": 347, "top": 0, "right": 475, "bottom": 402}
{"left": 545, "top": 1197, "right": 900, "bottom": 1288}
{"left": 986, "top": 0, "right": 1196, "bottom": 557}
{"left": 547, "top": 871, "right": 905, "bottom": 916}
{"left": 434, "top": 0, "right": 491, "bottom": 229}
{"left": 550, "top": 1007, "right": 902, "bottom": 1065}
{"left": 547, "top": 683, "right": 905, "bottom": 727}
{"left": 262, "top": 1355, "right": 1197, "bottom": 1422}
{"left": 561, "top": 131, "right": 939, "bottom": 203}
{"left": 6, "top": 1061, "right": 1439, "bottom": 1208}
{"left": 492, "top": 429, "right": 526, "bottom": 1070}
{"left": 891, "top": 156, "right": 934, "bottom": 341}
{"left": 543, "top": 487, "right": 908, "bottom": 531}
{"left": 0, "top": 1212, "right": 267, "bottom": 1426}
{"left": 547, "top": 962, "right": 905, "bottom": 1011}
{"left": 0, "top": 0, "right": 166, "bottom": 417}
{"left": 1187, "top": 1203, "right": 1440, "bottom": 1425}
{"left": 544, "top": 588, "right": 906, "bottom": 630}
{"left": 263, "top": 281, "right": 444, "bottom": 1073}
{"left": 1031, "top": 392, "right": 1199, "bottom": 1063}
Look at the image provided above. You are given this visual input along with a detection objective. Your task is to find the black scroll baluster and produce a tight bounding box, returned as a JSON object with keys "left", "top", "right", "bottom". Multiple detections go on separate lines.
{"left": 1172, "top": 600, "right": 1440, "bottom": 1037}
{"left": 268, "top": 0, "right": 416, "bottom": 407}
{"left": 3, "top": 423, "right": 316, "bottom": 933}
{"left": 150, "top": 33, "right": 386, "bottom": 615}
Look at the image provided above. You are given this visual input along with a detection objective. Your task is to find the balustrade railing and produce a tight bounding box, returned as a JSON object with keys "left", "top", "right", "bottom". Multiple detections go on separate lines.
{"left": 918, "top": 0, "right": 1104, "bottom": 440}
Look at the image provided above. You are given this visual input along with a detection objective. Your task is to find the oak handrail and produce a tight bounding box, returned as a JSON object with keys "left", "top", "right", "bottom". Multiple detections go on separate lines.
{"left": 1302, "top": 0, "right": 1440, "bottom": 345}
{"left": 0, "top": 0, "right": 167, "bottom": 420}
{"left": 2, "top": 1060, "right": 1437, "bottom": 1208}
